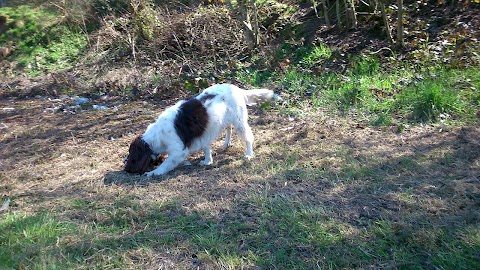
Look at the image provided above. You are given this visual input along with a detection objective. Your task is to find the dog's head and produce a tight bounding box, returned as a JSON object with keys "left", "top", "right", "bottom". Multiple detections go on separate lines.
{"left": 124, "top": 136, "right": 155, "bottom": 174}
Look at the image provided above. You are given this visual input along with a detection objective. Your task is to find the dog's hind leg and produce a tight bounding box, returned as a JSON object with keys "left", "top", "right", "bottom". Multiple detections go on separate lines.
{"left": 222, "top": 125, "right": 233, "bottom": 150}
{"left": 200, "top": 147, "right": 213, "bottom": 165}
{"left": 243, "top": 125, "right": 255, "bottom": 160}
{"left": 233, "top": 122, "right": 254, "bottom": 160}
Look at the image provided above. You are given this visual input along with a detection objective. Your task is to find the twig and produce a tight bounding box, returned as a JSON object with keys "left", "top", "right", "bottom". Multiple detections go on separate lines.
{"left": 369, "top": 47, "right": 395, "bottom": 56}
{"left": 82, "top": 15, "right": 91, "bottom": 48}
{"left": 171, "top": 32, "right": 186, "bottom": 62}
{"left": 5, "top": 83, "right": 13, "bottom": 91}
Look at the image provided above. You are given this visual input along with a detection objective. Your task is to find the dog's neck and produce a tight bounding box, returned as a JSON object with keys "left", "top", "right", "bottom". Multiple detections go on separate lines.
{"left": 143, "top": 118, "right": 177, "bottom": 157}
{"left": 141, "top": 131, "right": 161, "bottom": 156}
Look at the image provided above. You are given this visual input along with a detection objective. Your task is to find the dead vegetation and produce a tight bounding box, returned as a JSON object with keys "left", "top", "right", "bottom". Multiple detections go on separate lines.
{"left": 1, "top": 96, "right": 479, "bottom": 268}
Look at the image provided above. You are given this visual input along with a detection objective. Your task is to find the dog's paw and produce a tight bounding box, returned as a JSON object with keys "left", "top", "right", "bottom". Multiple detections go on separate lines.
{"left": 222, "top": 142, "right": 232, "bottom": 150}
{"left": 243, "top": 154, "right": 254, "bottom": 161}
{"left": 144, "top": 171, "right": 155, "bottom": 177}
{"left": 199, "top": 159, "right": 213, "bottom": 166}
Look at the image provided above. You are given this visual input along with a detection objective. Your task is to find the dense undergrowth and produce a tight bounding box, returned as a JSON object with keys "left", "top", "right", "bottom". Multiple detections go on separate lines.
{"left": 1, "top": 1, "right": 478, "bottom": 125}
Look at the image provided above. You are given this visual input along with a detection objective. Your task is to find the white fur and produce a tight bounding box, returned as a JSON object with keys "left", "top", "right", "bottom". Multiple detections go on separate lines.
{"left": 141, "top": 84, "right": 275, "bottom": 176}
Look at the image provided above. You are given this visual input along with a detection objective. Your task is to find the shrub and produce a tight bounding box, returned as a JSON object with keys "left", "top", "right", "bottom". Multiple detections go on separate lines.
{"left": 91, "top": 4, "right": 245, "bottom": 71}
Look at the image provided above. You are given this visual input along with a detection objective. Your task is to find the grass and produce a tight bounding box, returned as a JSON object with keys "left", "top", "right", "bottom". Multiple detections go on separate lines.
{"left": 0, "top": 5, "right": 88, "bottom": 76}
{"left": 0, "top": 2, "right": 479, "bottom": 269}
{"left": 275, "top": 42, "right": 332, "bottom": 69}
{"left": 336, "top": 66, "right": 479, "bottom": 124}
{"left": 0, "top": 198, "right": 204, "bottom": 269}
{"left": 233, "top": 39, "right": 479, "bottom": 126}
{"left": 237, "top": 51, "right": 480, "bottom": 126}
{"left": 2, "top": 191, "right": 478, "bottom": 269}
{"left": 2, "top": 98, "right": 477, "bottom": 269}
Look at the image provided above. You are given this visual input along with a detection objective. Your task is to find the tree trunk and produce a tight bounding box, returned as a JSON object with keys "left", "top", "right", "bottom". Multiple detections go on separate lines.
{"left": 349, "top": 0, "right": 357, "bottom": 28}
{"left": 379, "top": 0, "right": 394, "bottom": 44}
{"left": 250, "top": 0, "right": 260, "bottom": 47}
{"left": 321, "top": 0, "right": 331, "bottom": 27}
{"left": 229, "top": 0, "right": 259, "bottom": 50}
{"left": 336, "top": 0, "right": 342, "bottom": 30}
{"left": 343, "top": 0, "right": 350, "bottom": 28}
{"left": 396, "top": 0, "right": 405, "bottom": 48}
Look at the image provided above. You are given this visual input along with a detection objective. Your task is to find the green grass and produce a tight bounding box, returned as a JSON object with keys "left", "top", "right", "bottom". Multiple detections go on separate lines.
{"left": 322, "top": 65, "right": 476, "bottom": 124}
{"left": 395, "top": 68, "right": 480, "bottom": 122}
{"left": 0, "top": 197, "right": 205, "bottom": 269}
{"left": 238, "top": 45, "right": 479, "bottom": 125}
{"left": 236, "top": 68, "right": 275, "bottom": 87}
{"left": 2, "top": 187, "right": 478, "bottom": 269}
{"left": 0, "top": 5, "right": 88, "bottom": 76}
{"left": 275, "top": 42, "right": 332, "bottom": 69}
{"left": 0, "top": 212, "right": 78, "bottom": 269}
{"left": 233, "top": 39, "right": 480, "bottom": 126}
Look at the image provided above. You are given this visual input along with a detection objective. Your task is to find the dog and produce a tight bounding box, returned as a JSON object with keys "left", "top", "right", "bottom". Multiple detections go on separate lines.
{"left": 124, "top": 83, "right": 279, "bottom": 176}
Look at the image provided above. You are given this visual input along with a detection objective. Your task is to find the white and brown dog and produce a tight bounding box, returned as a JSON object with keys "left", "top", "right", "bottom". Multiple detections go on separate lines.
{"left": 124, "top": 83, "right": 278, "bottom": 176}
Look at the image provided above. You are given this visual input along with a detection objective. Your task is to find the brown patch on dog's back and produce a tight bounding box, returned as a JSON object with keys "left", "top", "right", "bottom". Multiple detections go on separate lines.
{"left": 174, "top": 99, "right": 209, "bottom": 148}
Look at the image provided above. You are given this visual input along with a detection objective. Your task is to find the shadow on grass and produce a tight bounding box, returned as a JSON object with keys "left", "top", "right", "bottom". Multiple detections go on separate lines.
{"left": 0, "top": 99, "right": 162, "bottom": 173}
{"left": 0, "top": 200, "right": 209, "bottom": 269}
{"left": 103, "top": 151, "right": 243, "bottom": 187}
{"left": 96, "top": 125, "right": 480, "bottom": 269}
{"left": 2, "top": 96, "right": 479, "bottom": 269}
{"left": 253, "top": 126, "right": 480, "bottom": 268}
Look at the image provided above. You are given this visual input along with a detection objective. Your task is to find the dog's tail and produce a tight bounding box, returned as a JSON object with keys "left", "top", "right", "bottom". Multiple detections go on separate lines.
{"left": 241, "top": 88, "right": 281, "bottom": 106}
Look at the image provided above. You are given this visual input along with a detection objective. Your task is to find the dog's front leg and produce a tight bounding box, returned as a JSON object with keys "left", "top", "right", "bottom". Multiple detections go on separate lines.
{"left": 145, "top": 150, "right": 189, "bottom": 176}
{"left": 200, "top": 147, "right": 213, "bottom": 166}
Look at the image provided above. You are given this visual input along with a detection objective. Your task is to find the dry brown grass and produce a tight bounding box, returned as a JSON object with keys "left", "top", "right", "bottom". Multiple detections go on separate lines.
{"left": 1, "top": 97, "right": 479, "bottom": 268}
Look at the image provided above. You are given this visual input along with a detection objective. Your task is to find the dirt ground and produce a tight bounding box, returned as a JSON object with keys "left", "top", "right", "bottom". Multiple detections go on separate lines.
{"left": 1, "top": 95, "right": 479, "bottom": 268}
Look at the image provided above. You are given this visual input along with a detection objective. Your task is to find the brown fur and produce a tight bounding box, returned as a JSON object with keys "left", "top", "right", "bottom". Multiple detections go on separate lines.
{"left": 124, "top": 136, "right": 154, "bottom": 174}
{"left": 174, "top": 99, "right": 209, "bottom": 148}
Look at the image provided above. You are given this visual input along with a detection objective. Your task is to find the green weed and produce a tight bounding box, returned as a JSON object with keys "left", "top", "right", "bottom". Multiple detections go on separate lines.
{"left": 349, "top": 55, "right": 380, "bottom": 76}
{"left": 297, "top": 43, "right": 332, "bottom": 68}
{"left": 236, "top": 68, "right": 274, "bottom": 87}
{"left": 371, "top": 112, "right": 393, "bottom": 126}
{"left": 276, "top": 42, "right": 332, "bottom": 68}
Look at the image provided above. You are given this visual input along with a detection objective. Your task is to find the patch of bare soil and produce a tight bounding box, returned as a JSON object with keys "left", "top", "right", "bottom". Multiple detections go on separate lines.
{"left": 1, "top": 97, "right": 479, "bottom": 267}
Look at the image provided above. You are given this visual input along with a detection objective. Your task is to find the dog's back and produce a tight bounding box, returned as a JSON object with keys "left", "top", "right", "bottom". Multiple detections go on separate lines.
{"left": 197, "top": 83, "right": 275, "bottom": 106}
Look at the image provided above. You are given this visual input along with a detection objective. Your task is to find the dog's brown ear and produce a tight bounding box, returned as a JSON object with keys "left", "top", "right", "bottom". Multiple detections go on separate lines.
{"left": 125, "top": 136, "right": 153, "bottom": 174}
